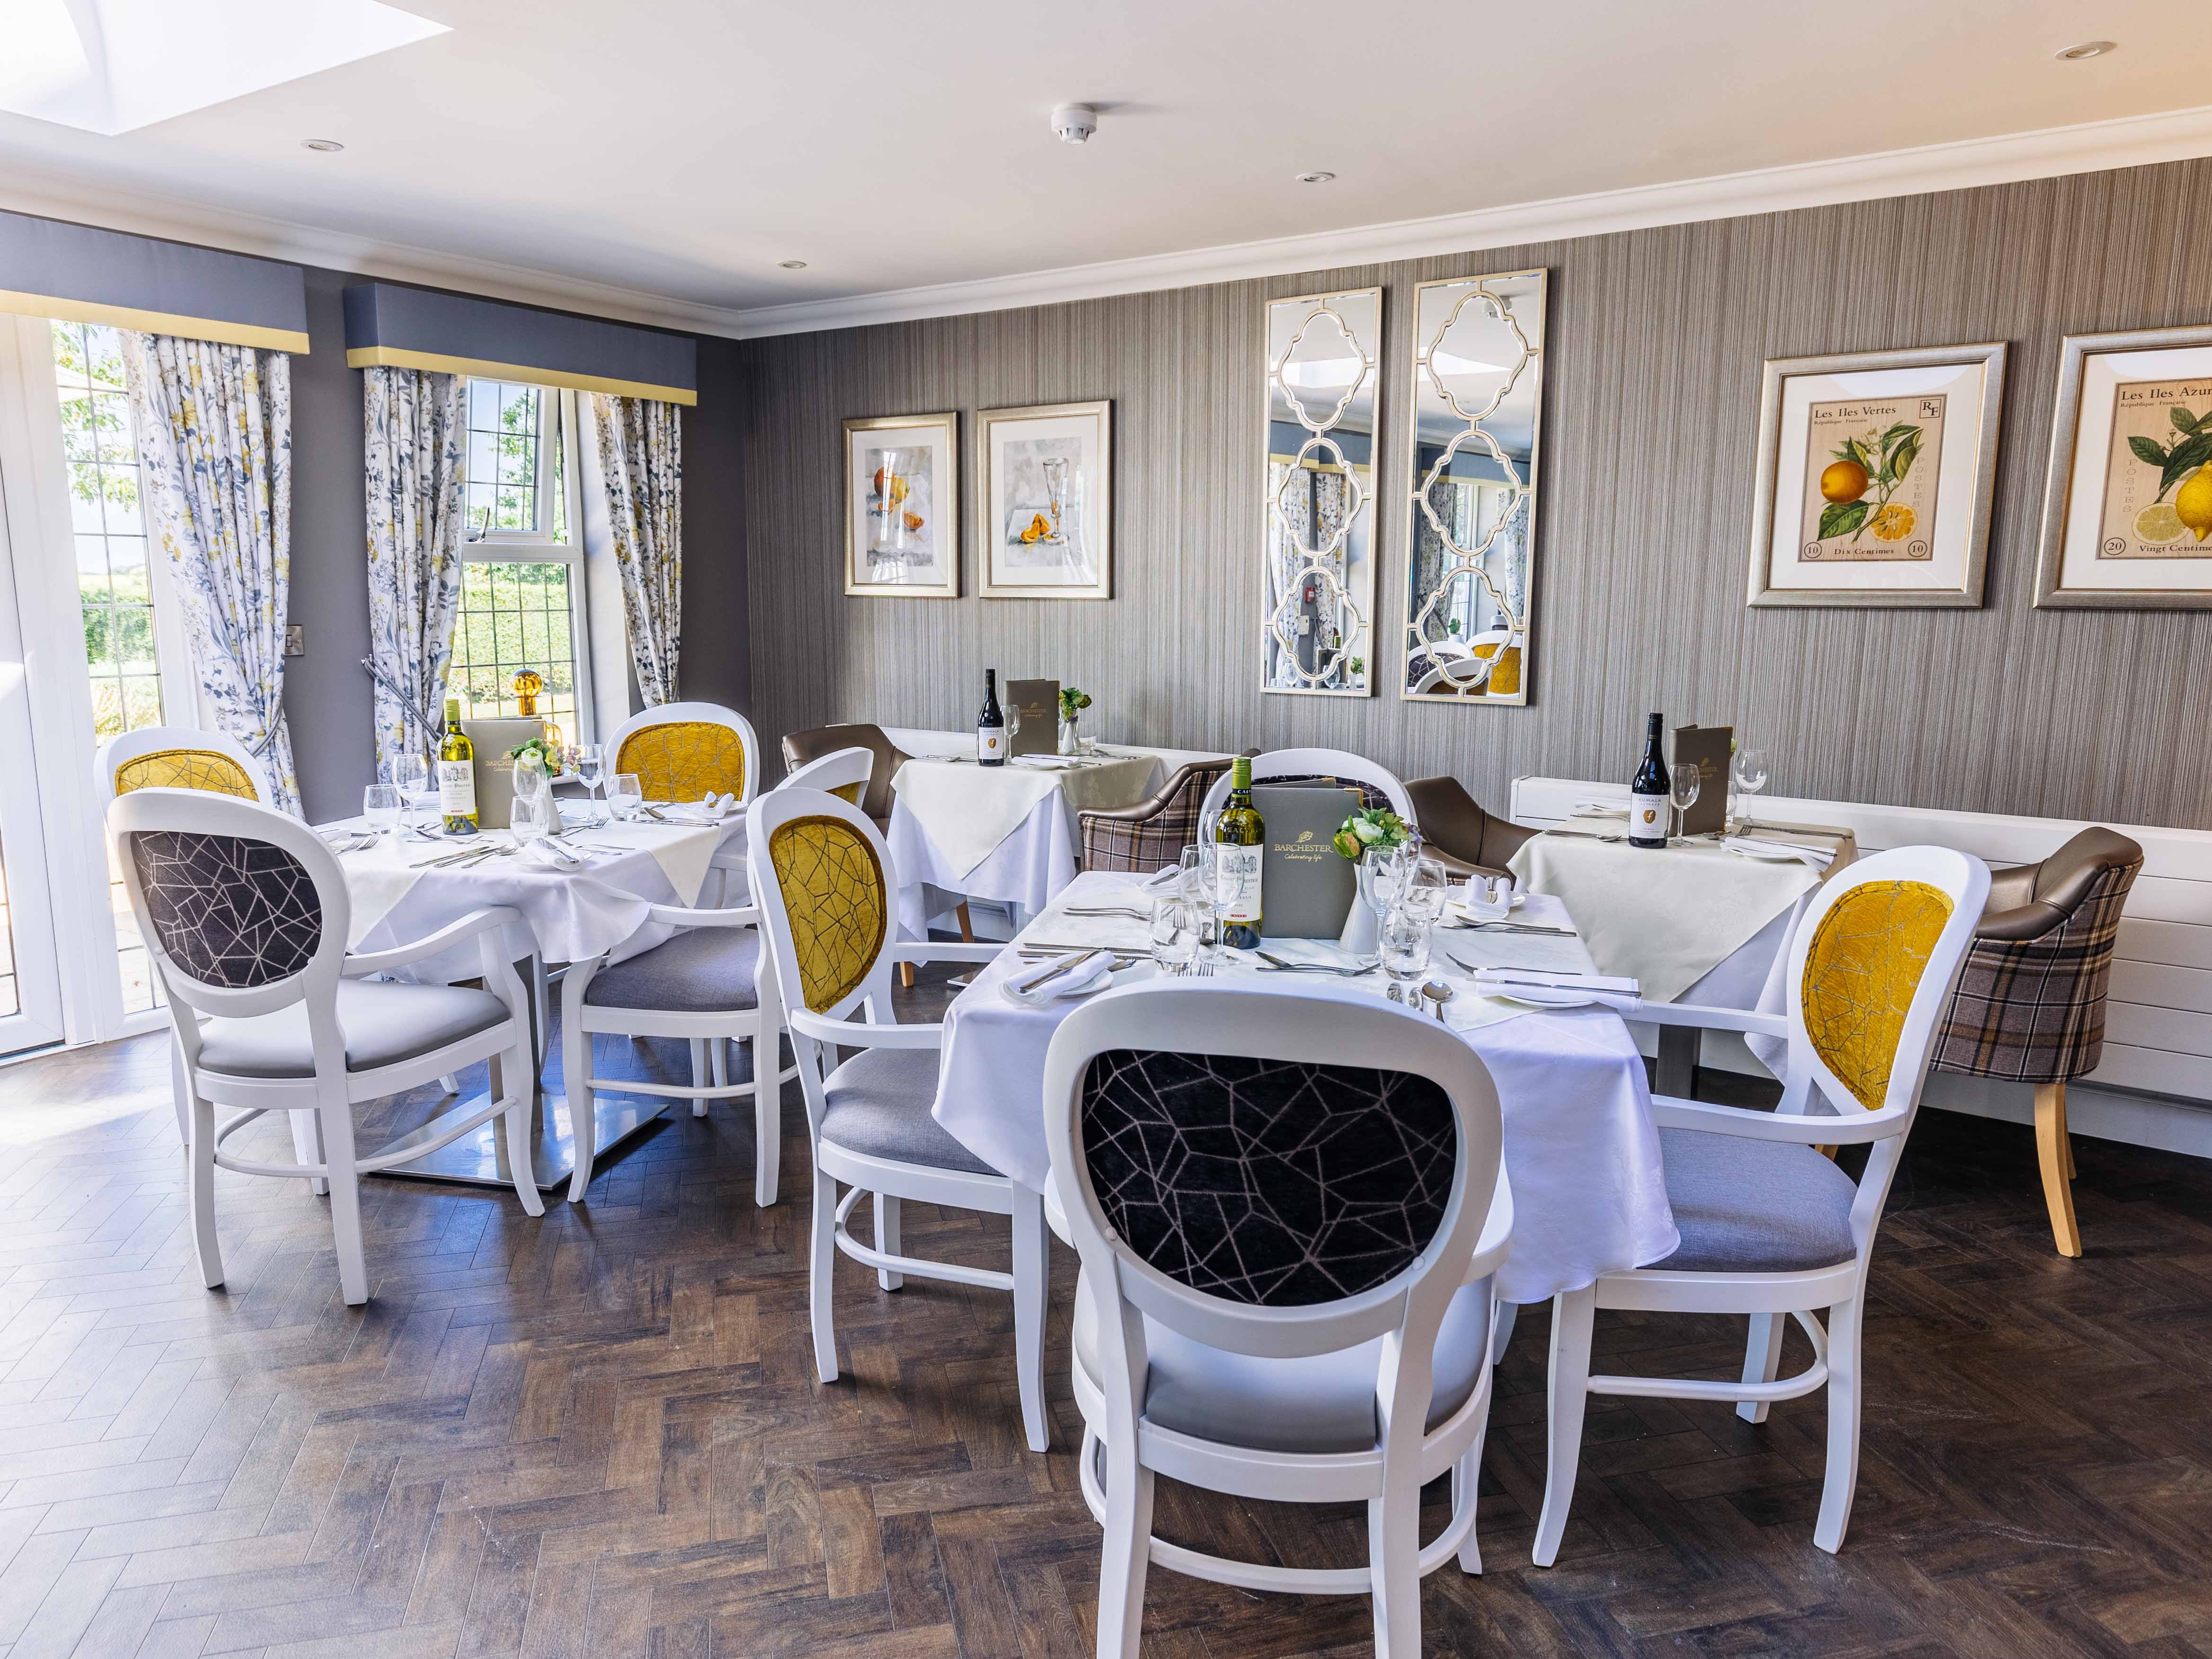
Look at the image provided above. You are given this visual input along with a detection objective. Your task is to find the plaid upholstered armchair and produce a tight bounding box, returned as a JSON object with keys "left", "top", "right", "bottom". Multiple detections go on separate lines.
{"left": 1932, "top": 826, "right": 2143, "bottom": 1257}
{"left": 1078, "top": 759, "right": 1234, "bottom": 873}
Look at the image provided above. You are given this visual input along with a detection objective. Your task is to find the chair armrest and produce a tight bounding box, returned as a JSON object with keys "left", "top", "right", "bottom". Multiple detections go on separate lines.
{"left": 1634, "top": 1001, "right": 1789, "bottom": 1040}
{"left": 787, "top": 1007, "right": 945, "bottom": 1050}
{"left": 643, "top": 903, "right": 759, "bottom": 928}
{"left": 1651, "top": 1093, "right": 1911, "bottom": 1144}
{"left": 343, "top": 906, "right": 525, "bottom": 977}
{"left": 890, "top": 942, "right": 1005, "bottom": 964}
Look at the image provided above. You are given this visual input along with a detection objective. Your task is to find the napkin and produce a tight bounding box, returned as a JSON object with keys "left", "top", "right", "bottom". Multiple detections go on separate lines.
{"left": 662, "top": 794, "right": 741, "bottom": 824}
{"left": 1472, "top": 966, "right": 1643, "bottom": 1013}
{"left": 1002, "top": 951, "right": 1117, "bottom": 1006}
{"left": 518, "top": 838, "right": 588, "bottom": 869}
{"left": 1723, "top": 835, "right": 1835, "bottom": 870}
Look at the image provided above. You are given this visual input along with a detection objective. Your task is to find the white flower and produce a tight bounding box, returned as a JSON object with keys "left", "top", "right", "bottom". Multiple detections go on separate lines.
{"left": 1352, "top": 816, "right": 1384, "bottom": 844}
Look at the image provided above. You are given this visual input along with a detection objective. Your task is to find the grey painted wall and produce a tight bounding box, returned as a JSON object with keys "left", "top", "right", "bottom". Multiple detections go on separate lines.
{"left": 733, "top": 157, "right": 2212, "bottom": 832}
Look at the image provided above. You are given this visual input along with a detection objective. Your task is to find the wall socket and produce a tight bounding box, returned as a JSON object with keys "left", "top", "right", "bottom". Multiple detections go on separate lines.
{"left": 284, "top": 624, "right": 305, "bottom": 657}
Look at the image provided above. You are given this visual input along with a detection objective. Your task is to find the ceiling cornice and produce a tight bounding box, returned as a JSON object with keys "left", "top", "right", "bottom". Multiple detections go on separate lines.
{"left": 6, "top": 100, "right": 2212, "bottom": 345}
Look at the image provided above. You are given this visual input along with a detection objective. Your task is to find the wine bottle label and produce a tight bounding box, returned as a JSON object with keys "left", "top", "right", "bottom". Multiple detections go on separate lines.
{"left": 1220, "top": 846, "right": 1263, "bottom": 924}
{"left": 1630, "top": 793, "right": 1667, "bottom": 840}
{"left": 977, "top": 726, "right": 1005, "bottom": 761}
{"left": 438, "top": 759, "right": 477, "bottom": 817}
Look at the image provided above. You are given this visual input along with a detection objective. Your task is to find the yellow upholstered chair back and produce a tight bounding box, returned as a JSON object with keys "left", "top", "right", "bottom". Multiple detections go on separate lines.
{"left": 1797, "top": 878, "right": 1957, "bottom": 1111}
{"left": 607, "top": 703, "right": 757, "bottom": 806}
{"left": 765, "top": 814, "right": 889, "bottom": 1014}
{"left": 98, "top": 727, "right": 268, "bottom": 806}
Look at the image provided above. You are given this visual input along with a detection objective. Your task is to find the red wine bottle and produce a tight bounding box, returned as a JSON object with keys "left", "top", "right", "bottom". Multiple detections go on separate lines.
{"left": 976, "top": 671, "right": 1007, "bottom": 767}
{"left": 1629, "top": 712, "right": 1668, "bottom": 849}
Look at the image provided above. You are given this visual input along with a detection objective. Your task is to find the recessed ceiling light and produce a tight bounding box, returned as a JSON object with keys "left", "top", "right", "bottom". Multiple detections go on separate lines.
{"left": 2056, "top": 39, "right": 2116, "bottom": 59}
{"left": 777, "top": 259, "right": 808, "bottom": 270}
{"left": 1295, "top": 171, "right": 1336, "bottom": 185}
{"left": 301, "top": 138, "right": 345, "bottom": 151}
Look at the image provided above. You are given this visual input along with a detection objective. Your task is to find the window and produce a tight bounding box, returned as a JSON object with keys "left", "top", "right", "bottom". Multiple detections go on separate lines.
{"left": 449, "top": 379, "right": 591, "bottom": 745}
{"left": 53, "top": 319, "right": 164, "bottom": 1015}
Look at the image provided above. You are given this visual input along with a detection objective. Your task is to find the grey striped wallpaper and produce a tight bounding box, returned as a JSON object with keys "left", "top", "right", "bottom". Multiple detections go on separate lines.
{"left": 734, "top": 157, "right": 2212, "bottom": 831}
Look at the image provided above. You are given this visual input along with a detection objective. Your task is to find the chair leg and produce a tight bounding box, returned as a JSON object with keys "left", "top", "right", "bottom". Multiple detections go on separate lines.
{"left": 169, "top": 1035, "right": 190, "bottom": 1155}
{"left": 2035, "top": 1081, "right": 2082, "bottom": 1258}
{"left": 1094, "top": 1433, "right": 1154, "bottom": 1659}
{"left": 1814, "top": 1299, "right": 1864, "bottom": 1554}
{"left": 289, "top": 1109, "right": 327, "bottom": 1197}
{"left": 320, "top": 1096, "right": 369, "bottom": 1306}
{"left": 500, "top": 1040, "right": 544, "bottom": 1218}
{"left": 187, "top": 1092, "right": 223, "bottom": 1290}
{"left": 874, "top": 1193, "right": 903, "bottom": 1291}
{"left": 898, "top": 961, "right": 915, "bottom": 988}
{"left": 1451, "top": 1388, "right": 1493, "bottom": 1574}
{"left": 956, "top": 901, "right": 975, "bottom": 943}
{"left": 1012, "top": 1190, "right": 1050, "bottom": 1453}
{"left": 751, "top": 1030, "right": 779, "bottom": 1209}
{"left": 811, "top": 1171, "right": 841, "bottom": 1382}
{"left": 1532, "top": 1285, "right": 1595, "bottom": 1568}
{"left": 689, "top": 1039, "right": 710, "bottom": 1117}
{"left": 530, "top": 957, "right": 551, "bottom": 1066}
{"left": 564, "top": 1008, "right": 599, "bottom": 1206}
{"left": 1367, "top": 1476, "right": 1423, "bottom": 1658}
{"left": 1737, "top": 1313, "right": 1788, "bottom": 1424}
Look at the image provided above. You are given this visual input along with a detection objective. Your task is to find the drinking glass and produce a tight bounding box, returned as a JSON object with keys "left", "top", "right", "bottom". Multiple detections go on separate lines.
{"left": 1178, "top": 844, "right": 1221, "bottom": 958}
{"left": 1366, "top": 839, "right": 1416, "bottom": 918}
{"left": 574, "top": 743, "right": 605, "bottom": 823}
{"left": 1668, "top": 762, "right": 1702, "bottom": 844}
{"left": 393, "top": 753, "right": 428, "bottom": 834}
{"left": 1380, "top": 909, "right": 1432, "bottom": 1005}
{"left": 1150, "top": 894, "right": 1199, "bottom": 976}
{"left": 363, "top": 783, "right": 402, "bottom": 840}
{"left": 1401, "top": 857, "right": 1450, "bottom": 925}
{"left": 1731, "top": 745, "right": 1770, "bottom": 831}
{"left": 608, "top": 772, "right": 643, "bottom": 821}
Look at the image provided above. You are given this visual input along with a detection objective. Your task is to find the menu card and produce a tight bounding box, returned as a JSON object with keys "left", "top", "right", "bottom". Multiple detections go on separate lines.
{"left": 462, "top": 717, "right": 545, "bottom": 830}
{"left": 1253, "top": 784, "right": 1359, "bottom": 938}
{"left": 1670, "top": 724, "right": 1732, "bottom": 837}
{"left": 1005, "top": 678, "right": 1058, "bottom": 756}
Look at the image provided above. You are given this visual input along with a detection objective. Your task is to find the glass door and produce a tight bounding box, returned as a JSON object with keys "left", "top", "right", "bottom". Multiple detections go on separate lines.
{"left": 0, "top": 406, "right": 67, "bottom": 1056}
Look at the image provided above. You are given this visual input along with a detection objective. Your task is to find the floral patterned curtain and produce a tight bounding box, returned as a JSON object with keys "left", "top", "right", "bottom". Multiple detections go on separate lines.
{"left": 592, "top": 394, "right": 682, "bottom": 706}
{"left": 120, "top": 335, "right": 300, "bottom": 814}
{"left": 362, "top": 366, "right": 465, "bottom": 773}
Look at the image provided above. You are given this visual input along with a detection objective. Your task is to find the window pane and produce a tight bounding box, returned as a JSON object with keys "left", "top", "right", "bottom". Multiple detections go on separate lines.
{"left": 447, "top": 560, "right": 580, "bottom": 746}
{"left": 463, "top": 378, "right": 546, "bottom": 538}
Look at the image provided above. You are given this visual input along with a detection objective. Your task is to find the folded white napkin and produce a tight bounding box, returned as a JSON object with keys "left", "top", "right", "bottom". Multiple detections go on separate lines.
{"left": 1722, "top": 835, "right": 1835, "bottom": 869}
{"left": 1571, "top": 800, "right": 1627, "bottom": 817}
{"left": 1472, "top": 966, "right": 1642, "bottom": 1012}
{"left": 661, "top": 793, "right": 741, "bottom": 824}
{"left": 1002, "top": 951, "right": 1117, "bottom": 1006}
{"left": 518, "top": 838, "right": 587, "bottom": 869}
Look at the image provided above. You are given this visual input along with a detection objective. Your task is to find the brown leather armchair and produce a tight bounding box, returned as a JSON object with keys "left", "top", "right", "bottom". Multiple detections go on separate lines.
{"left": 1933, "top": 825, "right": 2144, "bottom": 1257}
{"left": 1403, "top": 776, "right": 1536, "bottom": 880}
{"left": 781, "top": 723, "right": 909, "bottom": 830}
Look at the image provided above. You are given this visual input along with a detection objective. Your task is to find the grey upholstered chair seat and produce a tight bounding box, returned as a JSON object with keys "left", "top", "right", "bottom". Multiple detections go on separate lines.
{"left": 195, "top": 980, "right": 510, "bottom": 1079}
{"left": 820, "top": 1046, "right": 996, "bottom": 1175}
{"left": 583, "top": 927, "right": 758, "bottom": 1013}
{"left": 1652, "top": 1127, "right": 1858, "bottom": 1273}
{"left": 1072, "top": 1270, "right": 1493, "bottom": 1456}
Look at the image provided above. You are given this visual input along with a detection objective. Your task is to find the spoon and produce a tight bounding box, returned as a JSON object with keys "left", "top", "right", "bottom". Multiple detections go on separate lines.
{"left": 1422, "top": 980, "right": 1454, "bottom": 1023}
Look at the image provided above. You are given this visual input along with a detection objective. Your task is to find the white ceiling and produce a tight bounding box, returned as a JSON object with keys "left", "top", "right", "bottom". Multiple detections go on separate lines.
{"left": 0, "top": 0, "right": 2205, "bottom": 337}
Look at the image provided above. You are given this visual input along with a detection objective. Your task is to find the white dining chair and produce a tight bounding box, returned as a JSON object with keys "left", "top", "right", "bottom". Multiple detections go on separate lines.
{"left": 108, "top": 788, "right": 544, "bottom": 1306}
{"left": 1044, "top": 980, "right": 1513, "bottom": 1659}
{"left": 561, "top": 890, "right": 796, "bottom": 1206}
{"left": 746, "top": 786, "right": 1050, "bottom": 1451}
{"left": 1532, "top": 844, "right": 1989, "bottom": 1562}
{"left": 97, "top": 725, "right": 273, "bottom": 805}
{"left": 776, "top": 745, "right": 873, "bottom": 804}
{"left": 1199, "top": 747, "right": 1416, "bottom": 822}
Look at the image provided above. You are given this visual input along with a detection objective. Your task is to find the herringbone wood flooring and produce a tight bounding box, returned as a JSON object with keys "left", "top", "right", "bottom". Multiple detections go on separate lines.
{"left": 0, "top": 971, "right": 2209, "bottom": 1658}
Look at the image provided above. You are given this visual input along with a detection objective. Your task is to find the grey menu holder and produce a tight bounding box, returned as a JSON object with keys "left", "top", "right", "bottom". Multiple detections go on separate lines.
{"left": 1253, "top": 784, "right": 1359, "bottom": 939}
{"left": 462, "top": 717, "right": 546, "bottom": 830}
{"left": 1005, "top": 678, "right": 1058, "bottom": 756}
{"left": 1670, "top": 724, "right": 1733, "bottom": 837}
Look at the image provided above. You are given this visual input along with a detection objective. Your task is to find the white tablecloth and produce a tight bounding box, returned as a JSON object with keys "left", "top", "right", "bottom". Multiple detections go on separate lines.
{"left": 930, "top": 873, "right": 1679, "bottom": 1305}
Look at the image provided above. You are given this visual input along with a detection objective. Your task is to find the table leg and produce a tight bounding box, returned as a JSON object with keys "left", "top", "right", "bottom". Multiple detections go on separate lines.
{"left": 1655, "top": 1024, "right": 1698, "bottom": 1098}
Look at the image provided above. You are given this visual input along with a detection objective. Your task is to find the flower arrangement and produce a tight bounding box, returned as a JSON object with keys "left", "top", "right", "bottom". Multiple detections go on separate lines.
{"left": 1332, "top": 806, "right": 1412, "bottom": 862}
{"left": 1058, "top": 686, "right": 1093, "bottom": 721}
{"left": 507, "top": 736, "right": 566, "bottom": 776}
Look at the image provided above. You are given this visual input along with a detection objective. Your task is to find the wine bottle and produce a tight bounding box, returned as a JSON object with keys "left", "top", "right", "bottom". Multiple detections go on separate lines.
{"left": 1629, "top": 711, "right": 1668, "bottom": 849}
{"left": 1213, "top": 755, "right": 1266, "bottom": 949}
{"left": 438, "top": 696, "right": 479, "bottom": 835}
{"left": 977, "top": 670, "right": 1007, "bottom": 767}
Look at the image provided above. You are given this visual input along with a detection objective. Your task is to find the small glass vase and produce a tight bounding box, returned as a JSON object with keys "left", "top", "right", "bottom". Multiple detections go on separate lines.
{"left": 1058, "top": 715, "right": 1078, "bottom": 756}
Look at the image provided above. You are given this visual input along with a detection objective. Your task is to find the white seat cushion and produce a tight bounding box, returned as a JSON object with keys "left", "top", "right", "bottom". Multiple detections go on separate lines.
{"left": 1651, "top": 1126, "right": 1859, "bottom": 1274}
{"left": 195, "top": 980, "right": 511, "bottom": 1080}
{"left": 584, "top": 927, "right": 758, "bottom": 1013}
{"left": 1073, "top": 1266, "right": 1494, "bottom": 1456}
{"left": 820, "top": 1046, "right": 996, "bottom": 1176}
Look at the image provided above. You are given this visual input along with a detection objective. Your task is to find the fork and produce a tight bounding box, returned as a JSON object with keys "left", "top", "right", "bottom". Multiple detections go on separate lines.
{"left": 1064, "top": 905, "right": 1152, "bottom": 920}
{"left": 1255, "top": 951, "right": 1377, "bottom": 976}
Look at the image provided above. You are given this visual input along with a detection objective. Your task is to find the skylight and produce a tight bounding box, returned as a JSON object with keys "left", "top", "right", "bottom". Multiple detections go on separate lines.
{"left": 0, "top": 0, "right": 448, "bottom": 136}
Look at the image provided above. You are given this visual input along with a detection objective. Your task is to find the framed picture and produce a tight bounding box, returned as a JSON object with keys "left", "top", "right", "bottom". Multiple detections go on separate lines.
{"left": 844, "top": 413, "right": 959, "bottom": 598}
{"left": 1746, "top": 342, "right": 2006, "bottom": 608}
{"left": 2036, "top": 324, "right": 2212, "bottom": 609}
{"left": 977, "top": 400, "right": 1111, "bottom": 600}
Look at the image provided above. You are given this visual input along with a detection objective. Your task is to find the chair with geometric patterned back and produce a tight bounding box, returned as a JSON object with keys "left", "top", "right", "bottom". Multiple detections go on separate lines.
{"left": 607, "top": 701, "right": 759, "bottom": 808}
{"left": 745, "top": 786, "right": 1051, "bottom": 1451}
{"left": 99, "top": 725, "right": 271, "bottom": 805}
{"left": 1533, "top": 845, "right": 1989, "bottom": 1562}
{"left": 1931, "top": 826, "right": 2144, "bottom": 1257}
{"left": 1043, "top": 980, "right": 1512, "bottom": 1659}
{"left": 106, "top": 788, "right": 544, "bottom": 1306}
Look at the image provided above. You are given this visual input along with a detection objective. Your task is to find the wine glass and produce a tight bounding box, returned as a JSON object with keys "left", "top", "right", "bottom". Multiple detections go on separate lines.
{"left": 1179, "top": 844, "right": 1221, "bottom": 959}
{"left": 1150, "top": 894, "right": 1199, "bottom": 976}
{"left": 574, "top": 743, "right": 605, "bottom": 823}
{"left": 362, "top": 783, "right": 402, "bottom": 841}
{"left": 1380, "top": 909, "right": 1433, "bottom": 1005}
{"left": 608, "top": 772, "right": 643, "bottom": 821}
{"left": 1731, "top": 745, "right": 1770, "bottom": 832}
{"left": 393, "top": 753, "right": 428, "bottom": 836}
{"left": 1668, "top": 761, "right": 1702, "bottom": 844}
{"left": 1400, "top": 858, "right": 1451, "bottom": 926}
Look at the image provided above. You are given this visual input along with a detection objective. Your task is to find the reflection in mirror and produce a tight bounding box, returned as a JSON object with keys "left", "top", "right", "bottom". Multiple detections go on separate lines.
{"left": 1402, "top": 270, "right": 1546, "bottom": 704}
{"left": 1264, "top": 287, "right": 1380, "bottom": 696}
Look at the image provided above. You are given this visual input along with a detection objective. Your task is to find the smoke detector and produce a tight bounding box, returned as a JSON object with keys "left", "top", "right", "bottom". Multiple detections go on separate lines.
{"left": 1051, "top": 103, "right": 1097, "bottom": 145}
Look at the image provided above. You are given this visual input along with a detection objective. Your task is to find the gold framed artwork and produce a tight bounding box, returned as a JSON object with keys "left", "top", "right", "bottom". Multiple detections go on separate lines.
{"left": 2036, "top": 324, "right": 2212, "bottom": 609}
{"left": 1747, "top": 342, "right": 2006, "bottom": 609}
{"left": 843, "top": 412, "right": 959, "bottom": 598}
{"left": 977, "top": 400, "right": 1112, "bottom": 600}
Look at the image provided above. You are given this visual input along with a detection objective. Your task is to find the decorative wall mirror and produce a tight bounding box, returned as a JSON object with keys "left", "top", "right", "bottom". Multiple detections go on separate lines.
{"left": 1401, "top": 268, "right": 1547, "bottom": 704}
{"left": 1262, "top": 286, "right": 1381, "bottom": 696}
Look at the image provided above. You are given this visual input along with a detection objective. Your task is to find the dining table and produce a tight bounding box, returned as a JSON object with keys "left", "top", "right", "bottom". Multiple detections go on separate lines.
{"left": 315, "top": 799, "right": 746, "bottom": 1191}
{"left": 929, "top": 870, "right": 1681, "bottom": 1310}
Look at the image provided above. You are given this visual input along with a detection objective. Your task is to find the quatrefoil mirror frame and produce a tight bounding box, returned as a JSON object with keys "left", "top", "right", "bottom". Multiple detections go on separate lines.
{"left": 1401, "top": 268, "right": 1548, "bottom": 706}
{"left": 1261, "top": 285, "right": 1382, "bottom": 697}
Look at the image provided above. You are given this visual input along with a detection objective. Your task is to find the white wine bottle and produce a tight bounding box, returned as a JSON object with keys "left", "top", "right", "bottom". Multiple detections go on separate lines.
{"left": 438, "top": 696, "right": 479, "bottom": 835}
{"left": 1629, "top": 712, "right": 1668, "bottom": 850}
{"left": 1213, "top": 755, "right": 1265, "bottom": 949}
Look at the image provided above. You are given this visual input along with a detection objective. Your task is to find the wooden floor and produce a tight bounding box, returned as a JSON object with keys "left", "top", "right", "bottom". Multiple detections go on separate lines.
{"left": 1, "top": 981, "right": 2209, "bottom": 1659}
